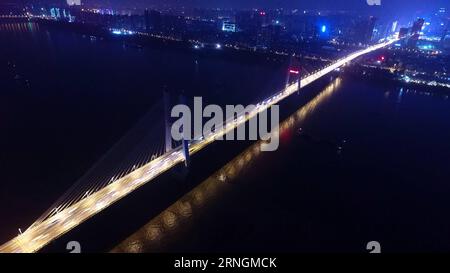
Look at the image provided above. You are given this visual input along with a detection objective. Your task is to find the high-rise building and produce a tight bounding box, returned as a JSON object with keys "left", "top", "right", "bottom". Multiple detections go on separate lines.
{"left": 441, "top": 29, "right": 448, "bottom": 43}
{"left": 411, "top": 18, "right": 425, "bottom": 35}
{"left": 391, "top": 21, "right": 398, "bottom": 33}
{"left": 256, "top": 24, "right": 282, "bottom": 49}
{"left": 236, "top": 10, "right": 266, "bottom": 33}
{"left": 398, "top": 27, "right": 409, "bottom": 38}
{"left": 365, "top": 16, "right": 377, "bottom": 42}
{"left": 408, "top": 18, "right": 425, "bottom": 47}
{"left": 144, "top": 10, "right": 162, "bottom": 33}
{"left": 144, "top": 9, "right": 150, "bottom": 32}
{"left": 352, "top": 16, "right": 377, "bottom": 44}
{"left": 66, "top": 0, "right": 81, "bottom": 6}
{"left": 441, "top": 34, "right": 450, "bottom": 50}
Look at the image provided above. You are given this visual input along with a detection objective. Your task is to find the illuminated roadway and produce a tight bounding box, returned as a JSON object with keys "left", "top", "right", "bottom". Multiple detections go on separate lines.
{"left": 0, "top": 38, "right": 398, "bottom": 253}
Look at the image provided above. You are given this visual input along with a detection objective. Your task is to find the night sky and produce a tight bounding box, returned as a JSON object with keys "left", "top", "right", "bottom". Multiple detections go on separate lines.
{"left": 4, "top": 0, "right": 444, "bottom": 12}
{"left": 0, "top": 0, "right": 447, "bottom": 20}
{"left": 71, "top": 0, "right": 448, "bottom": 22}
{"left": 97, "top": 0, "right": 448, "bottom": 12}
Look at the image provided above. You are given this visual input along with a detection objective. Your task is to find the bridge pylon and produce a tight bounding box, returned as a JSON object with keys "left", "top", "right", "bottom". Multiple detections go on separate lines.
{"left": 179, "top": 94, "right": 190, "bottom": 167}
{"left": 163, "top": 89, "right": 173, "bottom": 153}
{"left": 286, "top": 54, "right": 302, "bottom": 94}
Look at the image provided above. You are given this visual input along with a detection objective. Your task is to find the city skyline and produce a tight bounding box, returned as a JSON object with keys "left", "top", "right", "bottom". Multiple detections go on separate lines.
{"left": 5, "top": 0, "right": 450, "bottom": 14}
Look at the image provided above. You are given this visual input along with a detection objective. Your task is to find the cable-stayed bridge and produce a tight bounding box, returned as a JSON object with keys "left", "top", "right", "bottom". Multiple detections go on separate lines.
{"left": 0, "top": 38, "right": 397, "bottom": 253}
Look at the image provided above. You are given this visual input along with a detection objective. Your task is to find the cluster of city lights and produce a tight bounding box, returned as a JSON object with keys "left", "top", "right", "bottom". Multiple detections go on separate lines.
{"left": 401, "top": 75, "right": 450, "bottom": 88}
{"left": 110, "top": 28, "right": 135, "bottom": 35}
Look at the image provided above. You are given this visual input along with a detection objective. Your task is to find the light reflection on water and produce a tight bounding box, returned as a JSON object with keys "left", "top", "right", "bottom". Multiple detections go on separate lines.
{"left": 111, "top": 78, "right": 341, "bottom": 253}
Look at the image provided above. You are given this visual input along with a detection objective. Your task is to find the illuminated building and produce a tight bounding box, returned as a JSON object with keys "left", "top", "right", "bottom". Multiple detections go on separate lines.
{"left": 411, "top": 18, "right": 425, "bottom": 35}
{"left": 399, "top": 27, "right": 409, "bottom": 38}
{"left": 408, "top": 18, "right": 425, "bottom": 47}
{"left": 222, "top": 21, "right": 236, "bottom": 32}
{"left": 350, "top": 16, "right": 377, "bottom": 44}
{"left": 67, "top": 0, "right": 81, "bottom": 6}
